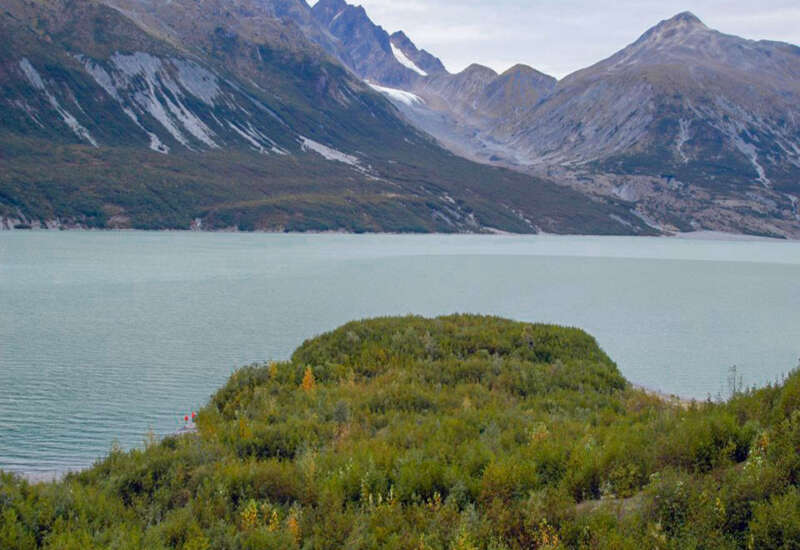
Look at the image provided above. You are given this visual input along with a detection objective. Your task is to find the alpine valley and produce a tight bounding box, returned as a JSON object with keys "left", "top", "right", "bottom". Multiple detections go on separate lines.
{"left": 1, "top": 0, "right": 798, "bottom": 237}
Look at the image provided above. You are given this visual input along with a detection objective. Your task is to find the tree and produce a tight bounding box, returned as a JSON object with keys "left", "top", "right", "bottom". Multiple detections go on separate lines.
{"left": 301, "top": 367, "right": 315, "bottom": 393}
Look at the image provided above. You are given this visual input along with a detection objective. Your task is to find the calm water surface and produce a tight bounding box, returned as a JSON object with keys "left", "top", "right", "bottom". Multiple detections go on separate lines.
{"left": 1, "top": 232, "right": 799, "bottom": 477}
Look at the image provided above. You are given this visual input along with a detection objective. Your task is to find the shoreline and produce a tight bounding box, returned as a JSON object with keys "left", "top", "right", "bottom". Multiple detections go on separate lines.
{"left": 0, "top": 226, "right": 794, "bottom": 242}
{"left": 632, "top": 384, "right": 697, "bottom": 409}
{"left": 7, "top": 425, "right": 199, "bottom": 485}
{"left": 5, "top": 386, "right": 697, "bottom": 484}
{"left": 9, "top": 470, "right": 73, "bottom": 484}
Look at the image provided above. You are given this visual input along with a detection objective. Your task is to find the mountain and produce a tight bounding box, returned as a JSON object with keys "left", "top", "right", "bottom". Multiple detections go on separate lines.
{"left": 509, "top": 12, "right": 800, "bottom": 177}
{"left": 405, "top": 64, "right": 558, "bottom": 163}
{"left": 3, "top": 1, "right": 796, "bottom": 237}
{"left": 309, "top": 4, "right": 558, "bottom": 163}
{"left": 105, "top": 0, "right": 351, "bottom": 65}
{"left": 504, "top": 12, "right": 800, "bottom": 237}
{"left": 310, "top": 0, "right": 442, "bottom": 87}
{"left": 390, "top": 31, "right": 447, "bottom": 76}
{"left": 315, "top": 5, "right": 800, "bottom": 238}
{"left": 0, "top": 0, "right": 650, "bottom": 234}
{"left": 309, "top": 3, "right": 560, "bottom": 170}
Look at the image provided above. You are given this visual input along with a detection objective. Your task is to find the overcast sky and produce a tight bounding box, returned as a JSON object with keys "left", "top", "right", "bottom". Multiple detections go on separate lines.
{"left": 308, "top": 1, "right": 800, "bottom": 79}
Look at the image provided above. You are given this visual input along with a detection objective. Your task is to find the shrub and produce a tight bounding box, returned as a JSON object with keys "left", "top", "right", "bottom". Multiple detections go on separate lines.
{"left": 749, "top": 489, "right": 800, "bottom": 549}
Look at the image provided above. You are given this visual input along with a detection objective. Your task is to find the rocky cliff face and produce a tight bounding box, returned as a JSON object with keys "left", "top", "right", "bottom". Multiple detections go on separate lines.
{"left": 389, "top": 31, "right": 447, "bottom": 76}
{"left": 310, "top": 0, "right": 433, "bottom": 87}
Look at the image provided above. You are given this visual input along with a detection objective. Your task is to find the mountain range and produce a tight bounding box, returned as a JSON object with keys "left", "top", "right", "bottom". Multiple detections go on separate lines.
{"left": 0, "top": 0, "right": 797, "bottom": 237}
{"left": 311, "top": 3, "right": 800, "bottom": 238}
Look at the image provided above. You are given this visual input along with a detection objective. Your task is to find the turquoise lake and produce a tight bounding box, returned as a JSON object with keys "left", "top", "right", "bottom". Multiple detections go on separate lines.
{"left": 1, "top": 232, "right": 799, "bottom": 478}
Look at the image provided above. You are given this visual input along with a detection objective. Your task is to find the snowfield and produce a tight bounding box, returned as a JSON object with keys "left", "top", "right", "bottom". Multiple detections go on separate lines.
{"left": 368, "top": 82, "right": 425, "bottom": 107}
{"left": 390, "top": 44, "right": 428, "bottom": 76}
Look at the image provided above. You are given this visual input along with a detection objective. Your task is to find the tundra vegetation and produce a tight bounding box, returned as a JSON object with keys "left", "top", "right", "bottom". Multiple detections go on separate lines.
{"left": 2, "top": 315, "right": 800, "bottom": 549}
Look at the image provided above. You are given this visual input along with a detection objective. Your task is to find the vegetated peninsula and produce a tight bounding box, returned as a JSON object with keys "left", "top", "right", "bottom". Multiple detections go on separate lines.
{"left": 2, "top": 315, "right": 799, "bottom": 548}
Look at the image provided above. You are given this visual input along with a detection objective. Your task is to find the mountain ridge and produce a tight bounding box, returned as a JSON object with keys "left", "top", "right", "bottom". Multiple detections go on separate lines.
{"left": 313, "top": 5, "right": 799, "bottom": 237}
{"left": 0, "top": 0, "right": 652, "bottom": 235}
{"left": 1, "top": 1, "right": 798, "bottom": 237}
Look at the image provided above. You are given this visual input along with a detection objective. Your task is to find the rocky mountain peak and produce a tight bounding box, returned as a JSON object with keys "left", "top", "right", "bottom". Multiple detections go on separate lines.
{"left": 461, "top": 63, "right": 498, "bottom": 78}
{"left": 390, "top": 30, "right": 411, "bottom": 43}
{"left": 501, "top": 64, "right": 555, "bottom": 81}
{"left": 665, "top": 11, "right": 706, "bottom": 27}
{"left": 310, "top": 0, "right": 347, "bottom": 14}
{"left": 503, "top": 63, "right": 535, "bottom": 74}
{"left": 311, "top": 0, "right": 428, "bottom": 86}
{"left": 390, "top": 30, "right": 448, "bottom": 76}
{"left": 311, "top": 0, "right": 356, "bottom": 26}
{"left": 638, "top": 11, "right": 709, "bottom": 46}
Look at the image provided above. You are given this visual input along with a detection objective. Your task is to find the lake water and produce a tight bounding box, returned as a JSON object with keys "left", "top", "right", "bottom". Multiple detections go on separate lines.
{"left": 1, "top": 232, "right": 799, "bottom": 478}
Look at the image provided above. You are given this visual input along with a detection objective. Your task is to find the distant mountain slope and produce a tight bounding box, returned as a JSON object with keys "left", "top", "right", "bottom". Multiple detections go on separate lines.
{"left": 0, "top": 0, "right": 650, "bottom": 234}
{"left": 509, "top": 13, "right": 800, "bottom": 184}
{"left": 309, "top": 2, "right": 559, "bottom": 168}
{"left": 314, "top": 4, "right": 800, "bottom": 238}
{"left": 507, "top": 12, "right": 800, "bottom": 237}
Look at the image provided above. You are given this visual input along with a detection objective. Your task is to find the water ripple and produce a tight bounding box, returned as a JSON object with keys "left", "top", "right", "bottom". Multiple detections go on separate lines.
{"left": 2, "top": 232, "right": 800, "bottom": 475}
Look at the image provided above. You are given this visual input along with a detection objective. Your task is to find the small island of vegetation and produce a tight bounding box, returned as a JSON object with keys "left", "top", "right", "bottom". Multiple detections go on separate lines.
{"left": 2, "top": 315, "right": 799, "bottom": 549}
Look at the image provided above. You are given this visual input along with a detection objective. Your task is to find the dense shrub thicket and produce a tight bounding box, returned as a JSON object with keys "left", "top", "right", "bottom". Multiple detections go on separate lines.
{"left": 2, "top": 315, "right": 799, "bottom": 549}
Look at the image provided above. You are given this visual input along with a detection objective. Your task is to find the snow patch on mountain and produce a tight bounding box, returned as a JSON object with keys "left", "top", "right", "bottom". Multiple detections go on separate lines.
{"left": 229, "top": 121, "right": 268, "bottom": 153}
{"left": 163, "top": 92, "right": 219, "bottom": 148}
{"left": 81, "top": 55, "right": 166, "bottom": 152}
{"left": 331, "top": 9, "right": 345, "bottom": 24}
{"left": 368, "top": 83, "right": 424, "bottom": 107}
{"left": 146, "top": 130, "right": 170, "bottom": 153}
{"left": 710, "top": 111, "right": 771, "bottom": 187}
{"left": 12, "top": 99, "right": 45, "bottom": 128}
{"left": 90, "top": 53, "right": 187, "bottom": 147}
{"left": 80, "top": 52, "right": 220, "bottom": 149}
{"left": 736, "top": 137, "right": 770, "bottom": 188}
{"left": 19, "top": 58, "right": 98, "bottom": 147}
{"left": 79, "top": 56, "right": 118, "bottom": 98}
{"left": 123, "top": 107, "right": 170, "bottom": 154}
{"left": 18, "top": 58, "right": 46, "bottom": 90}
{"left": 172, "top": 59, "right": 222, "bottom": 106}
{"left": 390, "top": 43, "right": 427, "bottom": 76}
{"left": 299, "top": 136, "right": 360, "bottom": 167}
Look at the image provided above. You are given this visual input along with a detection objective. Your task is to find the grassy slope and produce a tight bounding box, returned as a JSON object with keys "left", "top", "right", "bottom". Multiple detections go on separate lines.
{"left": 0, "top": 134, "right": 654, "bottom": 233}
{"left": 1, "top": 315, "right": 799, "bottom": 549}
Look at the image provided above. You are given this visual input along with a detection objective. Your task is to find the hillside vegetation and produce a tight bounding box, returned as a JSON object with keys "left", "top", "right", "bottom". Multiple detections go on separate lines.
{"left": 2, "top": 315, "right": 800, "bottom": 548}
{"left": 0, "top": 0, "right": 651, "bottom": 235}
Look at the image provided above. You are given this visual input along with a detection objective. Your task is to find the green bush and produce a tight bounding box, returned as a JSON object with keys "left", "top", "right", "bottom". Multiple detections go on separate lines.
{"left": 749, "top": 489, "right": 800, "bottom": 549}
{"left": 2, "top": 316, "right": 799, "bottom": 548}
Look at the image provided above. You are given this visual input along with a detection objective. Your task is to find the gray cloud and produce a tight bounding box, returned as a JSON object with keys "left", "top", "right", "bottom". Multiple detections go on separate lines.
{"left": 308, "top": 0, "right": 800, "bottom": 78}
